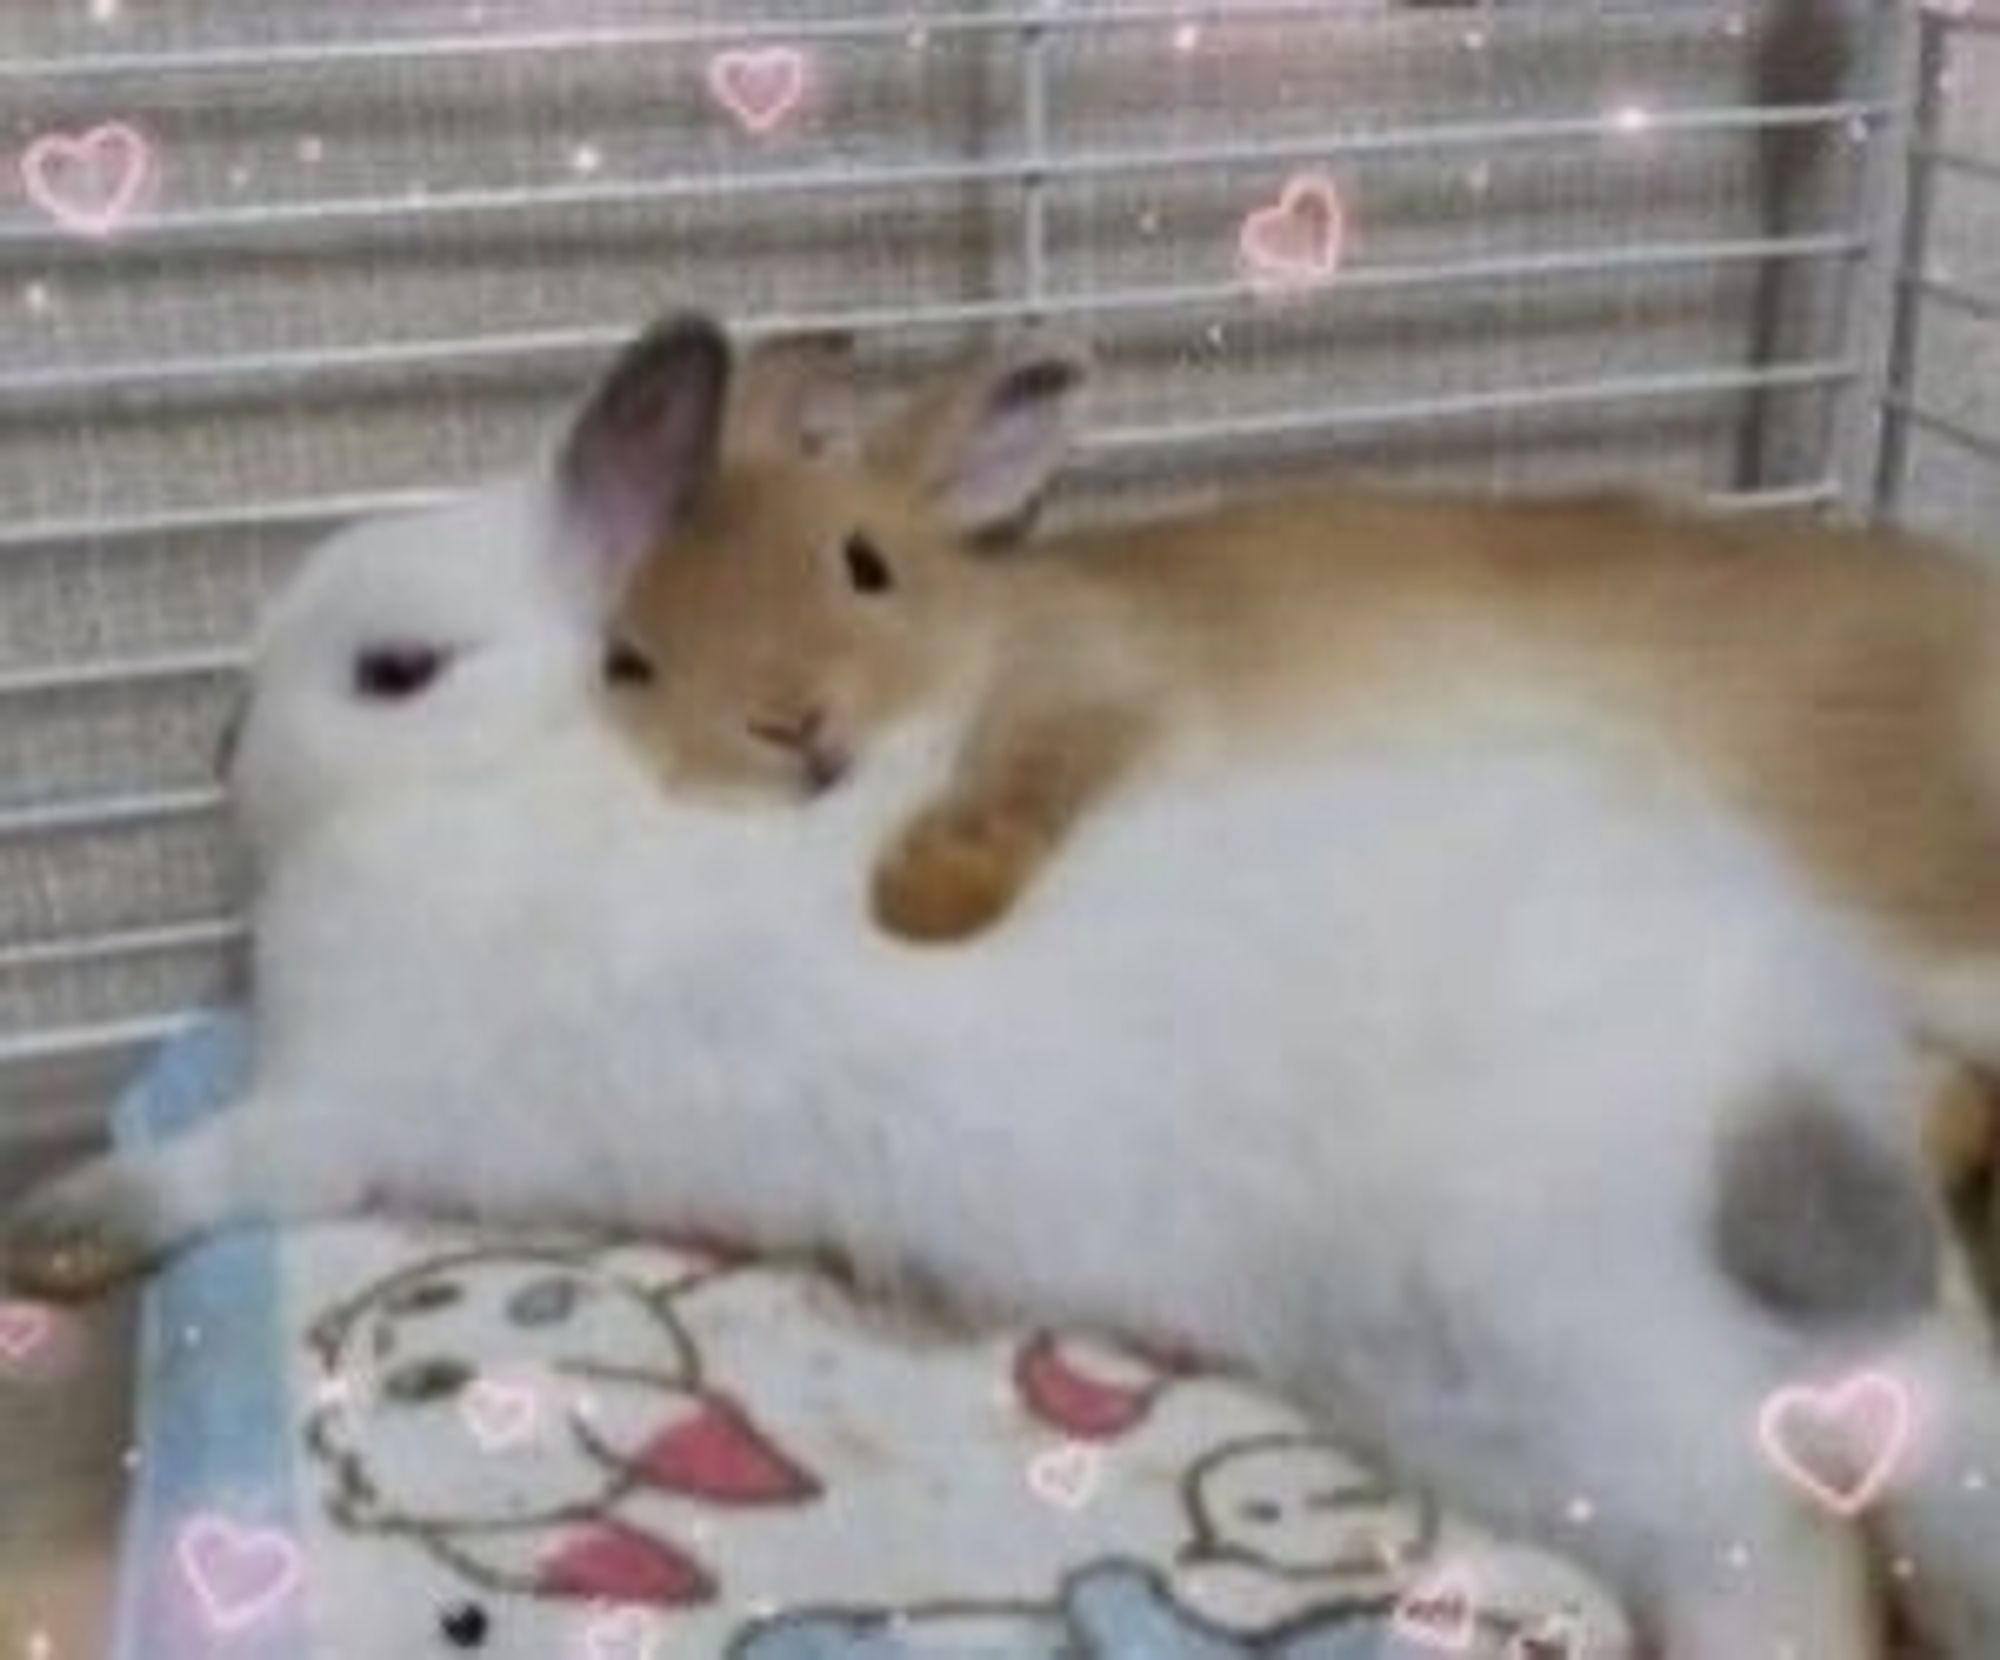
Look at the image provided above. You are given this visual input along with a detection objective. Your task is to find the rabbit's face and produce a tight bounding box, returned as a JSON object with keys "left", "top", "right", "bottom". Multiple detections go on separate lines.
{"left": 566, "top": 312, "right": 1087, "bottom": 805}
{"left": 231, "top": 479, "right": 595, "bottom": 856}
{"left": 602, "top": 454, "right": 972, "bottom": 804}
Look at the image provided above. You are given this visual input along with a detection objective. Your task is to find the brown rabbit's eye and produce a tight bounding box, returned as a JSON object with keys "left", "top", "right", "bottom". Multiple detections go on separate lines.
{"left": 354, "top": 644, "right": 448, "bottom": 702}
{"left": 843, "top": 533, "right": 894, "bottom": 595}
{"left": 603, "top": 637, "right": 658, "bottom": 687}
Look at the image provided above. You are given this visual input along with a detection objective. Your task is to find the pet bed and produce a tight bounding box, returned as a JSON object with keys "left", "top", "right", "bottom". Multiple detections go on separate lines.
{"left": 107, "top": 1020, "right": 1632, "bottom": 1658}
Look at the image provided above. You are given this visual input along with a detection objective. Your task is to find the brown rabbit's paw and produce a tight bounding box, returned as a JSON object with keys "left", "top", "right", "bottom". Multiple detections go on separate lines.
{"left": 871, "top": 808, "right": 1047, "bottom": 945}
{"left": 2, "top": 1157, "right": 163, "bottom": 1300}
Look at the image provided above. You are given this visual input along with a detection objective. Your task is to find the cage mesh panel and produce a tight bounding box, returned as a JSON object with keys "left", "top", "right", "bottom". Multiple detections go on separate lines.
{"left": 0, "top": 0, "right": 1881, "bottom": 1128}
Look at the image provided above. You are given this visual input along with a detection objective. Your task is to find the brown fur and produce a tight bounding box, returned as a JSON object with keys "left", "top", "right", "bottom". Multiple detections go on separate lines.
{"left": 598, "top": 342, "right": 2000, "bottom": 1175}
{"left": 612, "top": 463, "right": 2000, "bottom": 955}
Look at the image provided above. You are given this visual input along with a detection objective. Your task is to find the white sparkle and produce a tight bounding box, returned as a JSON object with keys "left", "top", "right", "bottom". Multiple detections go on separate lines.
{"left": 180, "top": 1325, "right": 203, "bottom": 1349}
{"left": 1725, "top": 1543, "right": 1751, "bottom": 1571}
{"left": 1963, "top": 1467, "right": 1989, "bottom": 1492}
{"left": 1462, "top": 27, "right": 1489, "bottom": 51}
{"left": 1722, "top": 12, "right": 1748, "bottom": 37}
{"left": 1172, "top": 22, "right": 1201, "bottom": 54}
{"left": 87, "top": 0, "right": 118, "bottom": 22}
{"left": 1891, "top": 1556, "right": 1916, "bottom": 1581}
{"left": 570, "top": 143, "right": 603, "bottom": 177}
{"left": 23, "top": 280, "right": 53, "bottom": 315}
{"left": 1563, "top": 1495, "right": 1595, "bottom": 1525}
{"left": 1608, "top": 102, "right": 1655, "bottom": 136}
{"left": 297, "top": 135, "right": 325, "bottom": 165}
{"left": 120, "top": 1446, "right": 140, "bottom": 1472}
{"left": 906, "top": 27, "right": 929, "bottom": 51}
{"left": 26, "top": 1630, "right": 54, "bottom": 1660}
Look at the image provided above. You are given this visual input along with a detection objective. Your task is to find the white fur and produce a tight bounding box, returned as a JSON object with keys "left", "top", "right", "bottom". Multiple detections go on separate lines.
{"left": 18, "top": 478, "right": 2000, "bottom": 1656}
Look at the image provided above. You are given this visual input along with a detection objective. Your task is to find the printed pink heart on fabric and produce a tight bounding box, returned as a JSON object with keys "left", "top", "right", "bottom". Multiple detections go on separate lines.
{"left": 175, "top": 1514, "right": 304, "bottom": 1633}
{"left": 1014, "top": 1331, "right": 1171, "bottom": 1440}
{"left": 634, "top": 1391, "right": 820, "bottom": 1502}
{"left": 461, "top": 1373, "right": 541, "bottom": 1452}
{"left": 584, "top": 1605, "right": 662, "bottom": 1660}
{"left": 0, "top": 1300, "right": 50, "bottom": 1363}
{"left": 1756, "top": 1367, "right": 1914, "bottom": 1518}
{"left": 20, "top": 121, "right": 155, "bottom": 238}
{"left": 1391, "top": 1568, "right": 1478, "bottom": 1653}
{"left": 1026, "top": 1440, "right": 1102, "bottom": 1511}
{"left": 706, "top": 48, "right": 808, "bottom": 136}
{"left": 1238, "top": 170, "right": 1347, "bottom": 294}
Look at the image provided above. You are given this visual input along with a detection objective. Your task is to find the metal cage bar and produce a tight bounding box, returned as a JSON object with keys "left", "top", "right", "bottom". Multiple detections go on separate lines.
{"left": 2, "top": 1, "right": 1995, "bottom": 1118}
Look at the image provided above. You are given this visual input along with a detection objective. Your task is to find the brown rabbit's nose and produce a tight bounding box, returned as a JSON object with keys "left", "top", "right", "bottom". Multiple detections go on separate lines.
{"left": 748, "top": 706, "right": 825, "bottom": 753}
{"left": 748, "top": 707, "right": 848, "bottom": 794}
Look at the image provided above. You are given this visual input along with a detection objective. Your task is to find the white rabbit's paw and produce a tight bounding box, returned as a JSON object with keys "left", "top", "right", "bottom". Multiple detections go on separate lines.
{"left": 2, "top": 1156, "right": 167, "bottom": 1299}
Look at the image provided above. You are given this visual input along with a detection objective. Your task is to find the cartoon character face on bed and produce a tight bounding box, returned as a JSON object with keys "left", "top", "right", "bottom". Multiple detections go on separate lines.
{"left": 1178, "top": 1436, "right": 1438, "bottom": 1583}
{"left": 301, "top": 1243, "right": 818, "bottom": 1609}
{"left": 305, "top": 1245, "right": 703, "bottom": 1527}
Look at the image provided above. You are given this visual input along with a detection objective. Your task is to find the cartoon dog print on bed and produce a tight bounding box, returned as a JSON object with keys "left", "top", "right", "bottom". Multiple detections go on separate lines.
{"left": 731, "top": 1561, "right": 1398, "bottom": 1660}
{"left": 304, "top": 1242, "right": 820, "bottom": 1607}
{"left": 1173, "top": 1433, "right": 1439, "bottom": 1628}
{"left": 728, "top": 1434, "right": 1433, "bottom": 1660}
{"left": 731, "top": 1433, "right": 1602, "bottom": 1660}
{"left": 1174, "top": 1436, "right": 1617, "bottom": 1654}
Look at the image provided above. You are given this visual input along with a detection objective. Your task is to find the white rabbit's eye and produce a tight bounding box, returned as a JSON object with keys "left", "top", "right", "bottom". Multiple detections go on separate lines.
{"left": 602, "top": 637, "right": 658, "bottom": 688}
{"left": 843, "top": 532, "right": 894, "bottom": 595}
{"left": 354, "top": 644, "right": 448, "bottom": 702}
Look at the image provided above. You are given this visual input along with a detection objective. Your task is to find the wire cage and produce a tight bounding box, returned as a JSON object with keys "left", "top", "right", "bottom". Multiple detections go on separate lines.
{"left": 1, "top": 0, "right": 1996, "bottom": 1145}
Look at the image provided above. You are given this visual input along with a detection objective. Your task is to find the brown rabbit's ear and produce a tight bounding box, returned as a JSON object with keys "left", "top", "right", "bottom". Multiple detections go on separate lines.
{"left": 557, "top": 311, "right": 731, "bottom": 601}
{"left": 727, "top": 329, "right": 859, "bottom": 460}
{"left": 867, "top": 340, "right": 1089, "bottom": 536}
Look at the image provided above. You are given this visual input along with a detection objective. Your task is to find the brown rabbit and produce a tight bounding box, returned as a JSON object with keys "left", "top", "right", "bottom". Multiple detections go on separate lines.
{"left": 580, "top": 316, "right": 2000, "bottom": 1098}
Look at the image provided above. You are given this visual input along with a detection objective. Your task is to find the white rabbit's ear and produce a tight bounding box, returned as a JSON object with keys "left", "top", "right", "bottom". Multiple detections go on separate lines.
{"left": 557, "top": 312, "right": 732, "bottom": 602}
{"left": 867, "top": 340, "right": 1089, "bottom": 537}
{"left": 727, "top": 329, "right": 859, "bottom": 460}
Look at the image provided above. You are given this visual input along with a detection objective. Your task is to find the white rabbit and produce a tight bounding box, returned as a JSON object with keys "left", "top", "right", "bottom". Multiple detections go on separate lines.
{"left": 11, "top": 316, "right": 2000, "bottom": 1657}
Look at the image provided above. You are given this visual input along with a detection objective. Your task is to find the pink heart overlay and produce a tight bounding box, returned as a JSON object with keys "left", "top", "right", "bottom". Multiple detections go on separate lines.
{"left": 0, "top": 1300, "right": 51, "bottom": 1363}
{"left": 584, "top": 1604, "right": 663, "bottom": 1660}
{"left": 1238, "top": 170, "right": 1347, "bottom": 293}
{"left": 20, "top": 121, "right": 155, "bottom": 239}
{"left": 1392, "top": 1568, "right": 1478, "bottom": 1653}
{"left": 1756, "top": 1368, "right": 1914, "bottom": 1518}
{"left": 706, "top": 48, "right": 808, "bottom": 136}
{"left": 461, "top": 1373, "right": 541, "bottom": 1452}
{"left": 1026, "top": 1440, "right": 1102, "bottom": 1511}
{"left": 175, "top": 1515, "right": 304, "bottom": 1633}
